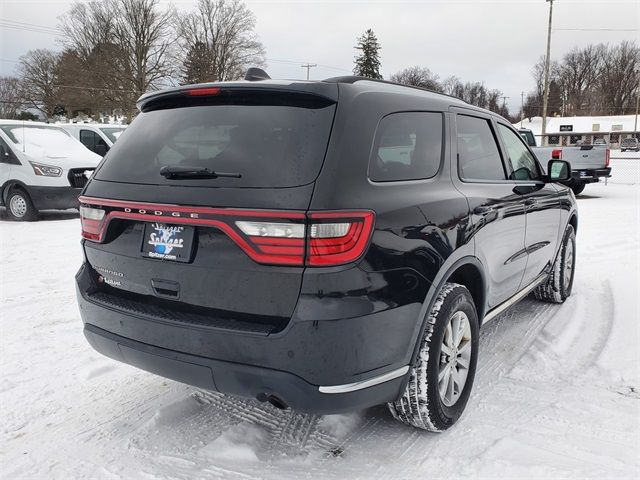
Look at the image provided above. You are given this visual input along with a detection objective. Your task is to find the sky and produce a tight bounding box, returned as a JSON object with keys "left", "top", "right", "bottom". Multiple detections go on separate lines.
{"left": 0, "top": 0, "right": 638, "bottom": 114}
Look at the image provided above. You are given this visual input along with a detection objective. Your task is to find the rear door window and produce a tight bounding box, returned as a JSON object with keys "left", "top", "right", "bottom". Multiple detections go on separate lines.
{"left": 456, "top": 115, "right": 506, "bottom": 181}
{"left": 95, "top": 95, "right": 336, "bottom": 188}
{"left": 369, "top": 112, "right": 443, "bottom": 182}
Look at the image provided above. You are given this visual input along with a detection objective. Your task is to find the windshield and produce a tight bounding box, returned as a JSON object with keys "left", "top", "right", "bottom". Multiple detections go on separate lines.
{"left": 99, "top": 127, "right": 126, "bottom": 143}
{"left": 95, "top": 99, "right": 336, "bottom": 188}
{"left": 0, "top": 124, "right": 88, "bottom": 158}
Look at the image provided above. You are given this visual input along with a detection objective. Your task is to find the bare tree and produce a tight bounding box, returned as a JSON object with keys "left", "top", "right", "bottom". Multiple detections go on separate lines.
{"left": 390, "top": 66, "right": 441, "bottom": 91}
{"left": 559, "top": 45, "right": 604, "bottom": 115}
{"left": 59, "top": 1, "right": 116, "bottom": 60}
{"left": 598, "top": 41, "right": 640, "bottom": 115}
{"left": 17, "top": 49, "right": 60, "bottom": 119}
{"left": 58, "top": 0, "right": 174, "bottom": 116}
{"left": 113, "top": 0, "right": 175, "bottom": 102}
{"left": 525, "top": 41, "right": 639, "bottom": 117}
{"left": 0, "top": 76, "right": 21, "bottom": 119}
{"left": 441, "top": 76, "right": 461, "bottom": 96}
{"left": 175, "top": 0, "right": 265, "bottom": 83}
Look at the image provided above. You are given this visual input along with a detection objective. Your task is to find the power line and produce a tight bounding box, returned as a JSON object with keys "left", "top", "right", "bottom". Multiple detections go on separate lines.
{"left": 554, "top": 28, "right": 638, "bottom": 32}
{"left": 0, "top": 18, "right": 60, "bottom": 33}
{"left": 0, "top": 23, "right": 61, "bottom": 37}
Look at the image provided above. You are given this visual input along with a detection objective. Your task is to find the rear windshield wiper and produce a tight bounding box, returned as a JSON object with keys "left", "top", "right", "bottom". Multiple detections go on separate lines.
{"left": 159, "top": 165, "right": 241, "bottom": 180}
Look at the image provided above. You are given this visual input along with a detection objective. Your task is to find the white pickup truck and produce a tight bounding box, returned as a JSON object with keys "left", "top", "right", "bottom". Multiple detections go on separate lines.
{"left": 519, "top": 128, "right": 611, "bottom": 195}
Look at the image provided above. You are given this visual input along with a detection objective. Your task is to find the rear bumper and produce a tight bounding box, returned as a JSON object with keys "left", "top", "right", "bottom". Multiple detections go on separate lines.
{"left": 76, "top": 264, "right": 420, "bottom": 413}
{"left": 27, "top": 186, "right": 81, "bottom": 210}
{"left": 571, "top": 167, "right": 611, "bottom": 184}
{"left": 83, "top": 323, "right": 407, "bottom": 414}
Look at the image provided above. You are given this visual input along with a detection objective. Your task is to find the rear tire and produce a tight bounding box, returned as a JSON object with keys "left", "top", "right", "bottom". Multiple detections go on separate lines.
{"left": 571, "top": 184, "right": 585, "bottom": 195}
{"left": 534, "top": 224, "right": 575, "bottom": 303}
{"left": 388, "top": 283, "right": 479, "bottom": 431}
{"left": 6, "top": 188, "right": 38, "bottom": 221}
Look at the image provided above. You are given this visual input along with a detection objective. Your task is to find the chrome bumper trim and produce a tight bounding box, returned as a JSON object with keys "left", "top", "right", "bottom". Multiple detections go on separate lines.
{"left": 318, "top": 365, "right": 410, "bottom": 394}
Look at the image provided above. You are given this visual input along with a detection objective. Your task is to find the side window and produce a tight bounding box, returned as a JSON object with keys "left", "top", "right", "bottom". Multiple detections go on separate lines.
{"left": 497, "top": 124, "right": 541, "bottom": 181}
{"left": 369, "top": 112, "right": 442, "bottom": 182}
{"left": 0, "top": 137, "right": 19, "bottom": 165}
{"left": 80, "top": 130, "right": 97, "bottom": 151}
{"left": 457, "top": 115, "right": 506, "bottom": 181}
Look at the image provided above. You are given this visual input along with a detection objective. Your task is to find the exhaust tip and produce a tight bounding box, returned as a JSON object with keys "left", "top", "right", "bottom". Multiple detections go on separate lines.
{"left": 257, "top": 393, "right": 289, "bottom": 410}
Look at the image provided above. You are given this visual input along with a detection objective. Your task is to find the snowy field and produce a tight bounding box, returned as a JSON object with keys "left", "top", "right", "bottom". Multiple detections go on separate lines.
{"left": 1, "top": 180, "right": 639, "bottom": 479}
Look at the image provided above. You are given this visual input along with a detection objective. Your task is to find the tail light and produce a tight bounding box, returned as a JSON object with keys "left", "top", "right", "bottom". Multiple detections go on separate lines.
{"left": 605, "top": 149, "right": 610, "bottom": 167}
{"left": 235, "top": 212, "right": 374, "bottom": 266}
{"left": 79, "top": 197, "right": 374, "bottom": 267}
{"left": 306, "top": 212, "right": 374, "bottom": 266}
{"left": 79, "top": 205, "right": 106, "bottom": 241}
{"left": 551, "top": 149, "right": 563, "bottom": 160}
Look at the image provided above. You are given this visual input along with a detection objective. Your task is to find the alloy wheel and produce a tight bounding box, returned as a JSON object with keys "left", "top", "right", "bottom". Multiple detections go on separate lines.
{"left": 563, "top": 239, "right": 574, "bottom": 287}
{"left": 438, "top": 311, "right": 472, "bottom": 407}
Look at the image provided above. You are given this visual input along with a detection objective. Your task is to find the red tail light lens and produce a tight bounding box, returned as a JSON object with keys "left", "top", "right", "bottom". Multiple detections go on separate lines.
{"left": 79, "top": 205, "right": 106, "bottom": 241}
{"left": 307, "top": 212, "right": 375, "bottom": 266}
{"left": 551, "top": 149, "right": 563, "bottom": 160}
{"left": 605, "top": 149, "right": 610, "bottom": 167}
{"left": 78, "top": 197, "right": 375, "bottom": 267}
{"left": 235, "top": 221, "right": 306, "bottom": 265}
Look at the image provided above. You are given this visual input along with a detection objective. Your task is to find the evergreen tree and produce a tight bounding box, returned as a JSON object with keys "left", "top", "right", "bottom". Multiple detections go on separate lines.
{"left": 353, "top": 29, "right": 382, "bottom": 79}
{"left": 182, "top": 41, "right": 214, "bottom": 84}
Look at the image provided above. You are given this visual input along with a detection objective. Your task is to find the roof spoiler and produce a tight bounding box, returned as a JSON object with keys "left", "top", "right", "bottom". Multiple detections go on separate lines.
{"left": 245, "top": 67, "right": 271, "bottom": 81}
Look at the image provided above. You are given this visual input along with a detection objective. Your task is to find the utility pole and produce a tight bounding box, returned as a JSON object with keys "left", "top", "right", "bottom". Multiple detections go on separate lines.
{"left": 500, "top": 95, "right": 509, "bottom": 116}
{"left": 301, "top": 63, "right": 317, "bottom": 80}
{"left": 541, "top": 0, "right": 554, "bottom": 146}
{"left": 520, "top": 91, "right": 525, "bottom": 128}
{"left": 635, "top": 67, "right": 640, "bottom": 133}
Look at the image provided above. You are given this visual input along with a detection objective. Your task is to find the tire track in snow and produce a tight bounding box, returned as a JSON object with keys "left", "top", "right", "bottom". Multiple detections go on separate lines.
{"left": 311, "top": 297, "right": 563, "bottom": 475}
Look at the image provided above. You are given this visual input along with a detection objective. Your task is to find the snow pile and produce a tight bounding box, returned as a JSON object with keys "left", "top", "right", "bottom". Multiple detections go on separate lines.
{"left": 1, "top": 181, "right": 639, "bottom": 479}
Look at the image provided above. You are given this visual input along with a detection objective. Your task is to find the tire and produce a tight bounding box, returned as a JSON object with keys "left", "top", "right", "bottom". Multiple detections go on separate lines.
{"left": 571, "top": 184, "right": 585, "bottom": 195}
{"left": 6, "top": 188, "right": 38, "bottom": 221}
{"left": 534, "top": 224, "right": 576, "bottom": 304}
{"left": 388, "top": 283, "right": 479, "bottom": 431}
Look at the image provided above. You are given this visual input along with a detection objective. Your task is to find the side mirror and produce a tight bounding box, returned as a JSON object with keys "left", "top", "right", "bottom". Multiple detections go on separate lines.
{"left": 547, "top": 159, "right": 571, "bottom": 182}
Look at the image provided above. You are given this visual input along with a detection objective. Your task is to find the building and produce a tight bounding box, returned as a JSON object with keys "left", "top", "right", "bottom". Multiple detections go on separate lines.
{"left": 516, "top": 115, "right": 639, "bottom": 147}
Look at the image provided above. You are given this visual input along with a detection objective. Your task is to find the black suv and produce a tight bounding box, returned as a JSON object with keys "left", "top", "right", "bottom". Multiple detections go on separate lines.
{"left": 76, "top": 73, "right": 577, "bottom": 431}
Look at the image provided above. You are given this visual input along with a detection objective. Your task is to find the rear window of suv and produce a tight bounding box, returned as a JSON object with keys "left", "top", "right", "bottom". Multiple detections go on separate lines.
{"left": 369, "top": 112, "right": 443, "bottom": 182}
{"left": 94, "top": 93, "right": 336, "bottom": 188}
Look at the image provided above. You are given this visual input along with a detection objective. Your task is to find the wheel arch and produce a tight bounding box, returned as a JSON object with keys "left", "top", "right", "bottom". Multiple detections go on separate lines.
{"left": 408, "top": 255, "right": 487, "bottom": 368}
{"left": 568, "top": 212, "right": 578, "bottom": 234}
{"left": 1, "top": 179, "right": 31, "bottom": 205}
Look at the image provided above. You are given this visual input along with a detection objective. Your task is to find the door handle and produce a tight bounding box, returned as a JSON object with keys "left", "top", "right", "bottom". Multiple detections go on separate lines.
{"left": 524, "top": 198, "right": 538, "bottom": 206}
{"left": 473, "top": 205, "right": 494, "bottom": 215}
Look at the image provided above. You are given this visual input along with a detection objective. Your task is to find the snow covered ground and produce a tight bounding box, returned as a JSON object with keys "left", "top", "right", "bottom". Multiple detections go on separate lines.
{"left": 1, "top": 181, "right": 639, "bottom": 479}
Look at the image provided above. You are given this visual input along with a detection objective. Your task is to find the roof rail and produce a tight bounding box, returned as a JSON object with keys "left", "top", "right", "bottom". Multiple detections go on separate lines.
{"left": 322, "top": 75, "right": 468, "bottom": 104}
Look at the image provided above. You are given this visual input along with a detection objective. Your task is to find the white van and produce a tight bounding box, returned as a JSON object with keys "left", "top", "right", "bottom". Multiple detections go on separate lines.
{"left": 0, "top": 121, "right": 102, "bottom": 221}
{"left": 61, "top": 123, "right": 126, "bottom": 156}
